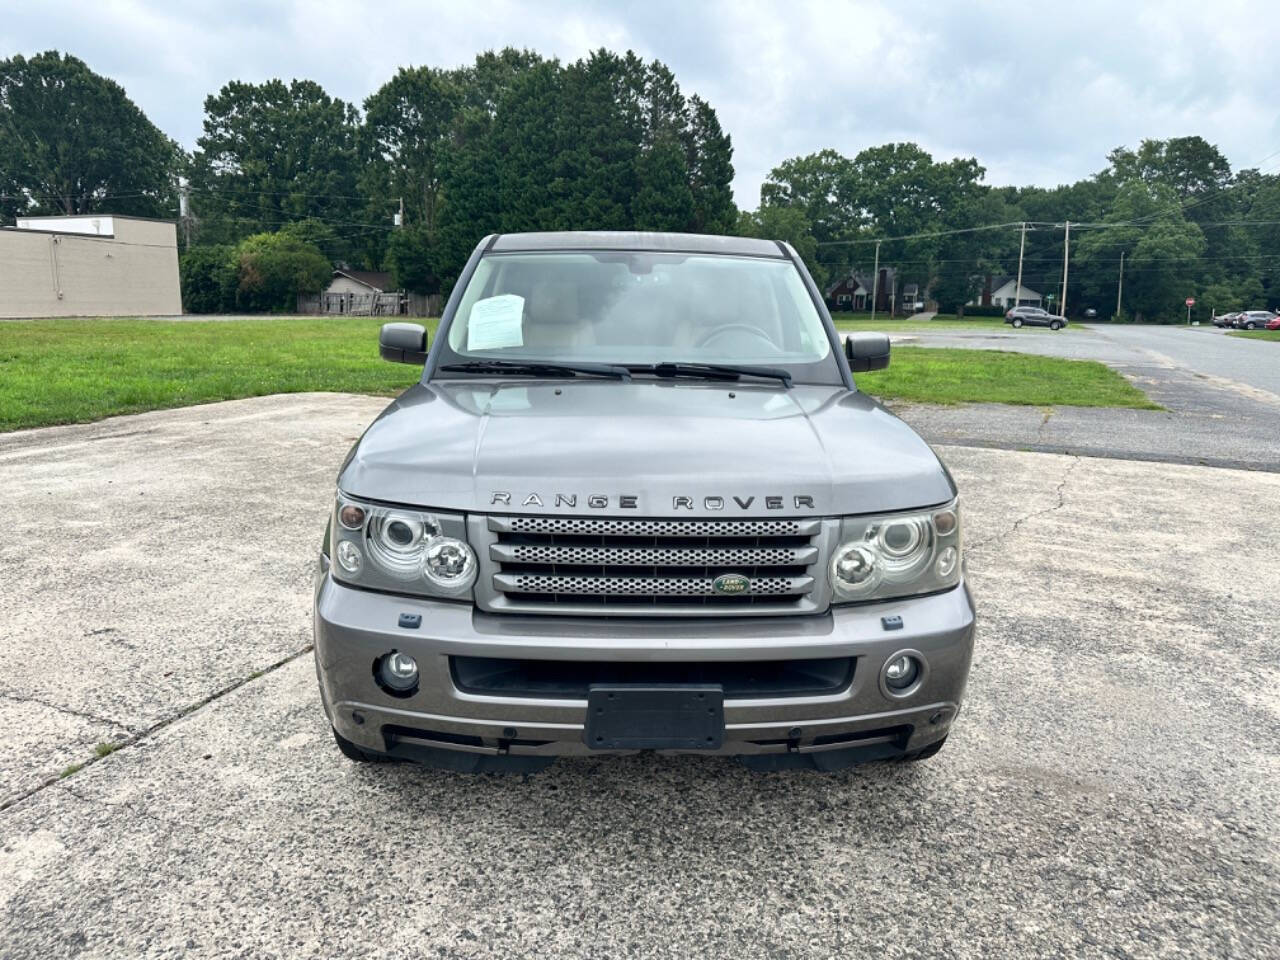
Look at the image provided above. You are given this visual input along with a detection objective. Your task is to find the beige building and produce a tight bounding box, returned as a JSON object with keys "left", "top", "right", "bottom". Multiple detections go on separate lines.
{"left": 0, "top": 215, "right": 182, "bottom": 318}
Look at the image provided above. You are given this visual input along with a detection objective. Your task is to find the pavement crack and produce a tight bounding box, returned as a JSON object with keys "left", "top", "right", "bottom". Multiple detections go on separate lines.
{"left": 0, "top": 644, "right": 313, "bottom": 816}
{"left": 0, "top": 692, "right": 131, "bottom": 732}
{"left": 1035, "top": 407, "right": 1054, "bottom": 444}
{"left": 56, "top": 780, "right": 208, "bottom": 834}
{"left": 968, "top": 455, "right": 1079, "bottom": 555}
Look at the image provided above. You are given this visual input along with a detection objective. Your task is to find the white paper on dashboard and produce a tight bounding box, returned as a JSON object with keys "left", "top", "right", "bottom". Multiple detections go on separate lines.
{"left": 467, "top": 294, "right": 525, "bottom": 350}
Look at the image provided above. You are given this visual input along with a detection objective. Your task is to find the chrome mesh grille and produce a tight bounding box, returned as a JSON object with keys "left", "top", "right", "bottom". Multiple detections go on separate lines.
{"left": 478, "top": 514, "right": 828, "bottom": 615}
{"left": 488, "top": 516, "right": 820, "bottom": 538}
{"left": 490, "top": 542, "right": 818, "bottom": 567}
{"left": 493, "top": 573, "right": 814, "bottom": 597}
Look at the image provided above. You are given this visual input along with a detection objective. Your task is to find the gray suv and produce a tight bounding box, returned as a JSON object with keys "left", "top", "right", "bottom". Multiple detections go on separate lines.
{"left": 1004, "top": 306, "right": 1067, "bottom": 329}
{"left": 314, "top": 232, "right": 975, "bottom": 773}
{"left": 1235, "top": 311, "right": 1276, "bottom": 330}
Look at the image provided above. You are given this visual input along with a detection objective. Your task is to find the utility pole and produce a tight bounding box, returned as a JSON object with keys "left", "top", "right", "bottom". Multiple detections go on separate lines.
{"left": 1059, "top": 221, "right": 1071, "bottom": 318}
{"left": 870, "top": 240, "right": 881, "bottom": 323}
{"left": 178, "top": 180, "right": 192, "bottom": 247}
{"left": 1014, "top": 221, "right": 1027, "bottom": 307}
{"left": 1115, "top": 250, "right": 1125, "bottom": 321}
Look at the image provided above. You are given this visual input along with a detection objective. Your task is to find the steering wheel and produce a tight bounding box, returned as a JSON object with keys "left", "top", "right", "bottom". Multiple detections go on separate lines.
{"left": 694, "top": 323, "right": 779, "bottom": 351}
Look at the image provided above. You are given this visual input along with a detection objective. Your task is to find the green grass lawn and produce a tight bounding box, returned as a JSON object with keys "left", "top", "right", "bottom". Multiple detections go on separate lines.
{"left": 0, "top": 316, "right": 435, "bottom": 432}
{"left": 0, "top": 315, "right": 1153, "bottom": 432}
{"left": 1229, "top": 330, "right": 1280, "bottom": 341}
{"left": 856, "top": 346, "right": 1159, "bottom": 409}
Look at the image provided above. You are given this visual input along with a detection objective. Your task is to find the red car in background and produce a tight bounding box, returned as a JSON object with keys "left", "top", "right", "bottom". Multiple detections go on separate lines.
{"left": 1266, "top": 315, "right": 1280, "bottom": 331}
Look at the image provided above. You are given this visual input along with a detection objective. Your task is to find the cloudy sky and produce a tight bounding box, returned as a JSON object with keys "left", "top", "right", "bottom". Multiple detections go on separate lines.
{"left": 4, "top": 0, "right": 1279, "bottom": 207}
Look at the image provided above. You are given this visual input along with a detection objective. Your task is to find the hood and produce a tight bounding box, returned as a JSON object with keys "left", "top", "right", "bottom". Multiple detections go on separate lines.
{"left": 338, "top": 380, "right": 954, "bottom": 517}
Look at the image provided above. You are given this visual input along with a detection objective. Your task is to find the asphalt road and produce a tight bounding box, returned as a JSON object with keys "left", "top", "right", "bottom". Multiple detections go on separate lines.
{"left": 880, "top": 324, "right": 1280, "bottom": 471}
{"left": 2, "top": 395, "right": 1277, "bottom": 959}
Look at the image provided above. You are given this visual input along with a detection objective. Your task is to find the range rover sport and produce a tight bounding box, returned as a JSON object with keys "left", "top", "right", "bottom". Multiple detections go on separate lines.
{"left": 313, "top": 231, "right": 976, "bottom": 772}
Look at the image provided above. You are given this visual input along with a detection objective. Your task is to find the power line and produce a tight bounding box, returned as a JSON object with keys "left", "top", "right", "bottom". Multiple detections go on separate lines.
{"left": 815, "top": 221, "right": 1025, "bottom": 246}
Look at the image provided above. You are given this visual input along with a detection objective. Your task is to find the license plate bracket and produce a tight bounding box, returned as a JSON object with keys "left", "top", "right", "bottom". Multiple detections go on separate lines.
{"left": 584, "top": 684, "right": 724, "bottom": 750}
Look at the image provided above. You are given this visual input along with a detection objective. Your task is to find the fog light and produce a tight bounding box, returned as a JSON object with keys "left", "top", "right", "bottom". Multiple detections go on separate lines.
{"left": 379, "top": 651, "right": 419, "bottom": 692}
{"left": 336, "top": 540, "right": 362, "bottom": 574}
{"left": 885, "top": 654, "right": 920, "bottom": 690}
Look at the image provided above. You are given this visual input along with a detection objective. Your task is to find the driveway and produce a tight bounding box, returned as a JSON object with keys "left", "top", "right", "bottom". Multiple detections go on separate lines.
{"left": 879, "top": 323, "right": 1280, "bottom": 471}
{"left": 2, "top": 395, "right": 1277, "bottom": 958}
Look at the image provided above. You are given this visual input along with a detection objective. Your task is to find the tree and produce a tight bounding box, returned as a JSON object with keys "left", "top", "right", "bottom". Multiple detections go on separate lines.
{"left": 278, "top": 218, "right": 342, "bottom": 262}
{"left": 736, "top": 204, "right": 823, "bottom": 286}
{"left": 632, "top": 138, "right": 694, "bottom": 231}
{"left": 491, "top": 59, "right": 565, "bottom": 233}
{"left": 189, "top": 79, "right": 361, "bottom": 254}
{"left": 431, "top": 49, "right": 734, "bottom": 289}
{"left": 0, "top": 51, "right": 181, "bottom": 220}
{"left": 1107, "top": 137, "right": 1232, "bottom": 202}
{"left": 233, "top": 231, "right": 332, "bottom": 313}
{"left": 386, "top": 224, "right": 439, "bottom": 294}
{"left": 550, "top": 49, "right": 645, "bottom": 231}
{"left": 360, "top": 66, "right": 464, "bottom": 239}
{"left": 759, "top": 149, "right": 859, "bottom": 244}
{"left": 429, "top": 49, "right": 545, "bottom": 288}
{"left": 685, "top": 96, "right": 736, "bottom": 233}
{"left": 1074, "top": 182, "right": 1206, "bottom": 321}
{"left": 179, "top": 245, "right": 237, "bottom": 313}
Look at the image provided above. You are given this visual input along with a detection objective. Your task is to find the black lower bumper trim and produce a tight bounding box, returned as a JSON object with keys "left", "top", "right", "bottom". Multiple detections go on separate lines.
{"left": 451, "top": 655, "right": 854, "bottom": 699}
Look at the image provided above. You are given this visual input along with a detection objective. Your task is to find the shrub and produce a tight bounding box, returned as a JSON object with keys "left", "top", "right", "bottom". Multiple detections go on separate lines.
{"left": 179, "top": 245, "right": 238, "bottom": 314}
{"left": 234, "top": 232, "right": 332, "bottom": 313}
{"left": 958, "top": 305, "right": 1007, "bottom": 317}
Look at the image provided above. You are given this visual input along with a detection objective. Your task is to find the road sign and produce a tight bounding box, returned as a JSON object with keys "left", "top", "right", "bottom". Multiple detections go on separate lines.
{"left": 1185, "top": 298, "right": 1195, "bottom": 306}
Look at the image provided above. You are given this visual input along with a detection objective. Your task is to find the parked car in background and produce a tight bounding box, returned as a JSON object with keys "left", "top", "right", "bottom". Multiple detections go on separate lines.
{"left": 1083, "top": 307, "right": 1098, "bottom": 318}
{"left": 1235, "top": 311, "right": 1277, "bottom": 330}
{"left": 1265, "top": 315, "right": 1280, "bottom": 331}
{"left": 1213, "top": 312, "right": 1240, "bottom": 328}
{"left": 1005, "top": 306, "right": 1068, "bottom": 330}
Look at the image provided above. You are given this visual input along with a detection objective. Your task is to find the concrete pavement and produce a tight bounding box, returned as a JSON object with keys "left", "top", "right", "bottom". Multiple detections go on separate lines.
{"left": 2, "top": 395, "right": 1277, "bottom": 958}
{"left": 876, "top": 323, "right": 1280, "bottom": 471}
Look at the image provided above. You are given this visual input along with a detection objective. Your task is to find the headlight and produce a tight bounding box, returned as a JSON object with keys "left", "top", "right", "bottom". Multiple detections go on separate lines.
{"left": 830, "top": 501, "right": 962, "bottom": 603}
{"left": 330, "top": 494, "right": 475, "bottom": 600}
{"left": 422, "top": 537, "right": 477, "bottom": 595}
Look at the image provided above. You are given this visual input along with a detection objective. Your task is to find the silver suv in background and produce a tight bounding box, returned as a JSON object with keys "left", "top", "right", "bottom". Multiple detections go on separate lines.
{"left": 314, "top": 232, "right": 975, "bottom": 774}
{"left": 1004, "top": 306, "right": 1067, "bottom": 330}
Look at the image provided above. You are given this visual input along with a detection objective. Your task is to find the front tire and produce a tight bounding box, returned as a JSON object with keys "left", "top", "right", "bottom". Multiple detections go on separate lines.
{"left": 1245, "top": 322, "right": 1256, "bottom": 329}
{"left": 1049, "top": 320, "right": 1063, "bottom": 330}
{"left": 332, "top": 726, "right": 396, "bottom": 763}
{"left": 1012, "top": 318, "right": 1023, "bottom": 328}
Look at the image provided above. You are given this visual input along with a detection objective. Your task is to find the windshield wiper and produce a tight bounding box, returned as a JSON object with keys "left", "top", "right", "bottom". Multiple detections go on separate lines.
{"left": 439, "top": 360, "right": 631, "bottom": 381}
{"left": 627, "top": 362, "right": 793, "bottom": 388}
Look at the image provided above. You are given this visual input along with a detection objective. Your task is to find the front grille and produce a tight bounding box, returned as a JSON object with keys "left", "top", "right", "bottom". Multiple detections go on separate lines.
{"left": 474, "top": 514, "right": 832, "bottom": 616}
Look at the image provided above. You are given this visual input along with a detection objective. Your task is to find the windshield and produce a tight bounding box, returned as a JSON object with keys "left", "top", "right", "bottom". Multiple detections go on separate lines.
{"left": 439, "top": 251, "right": 839, "bottom": 382}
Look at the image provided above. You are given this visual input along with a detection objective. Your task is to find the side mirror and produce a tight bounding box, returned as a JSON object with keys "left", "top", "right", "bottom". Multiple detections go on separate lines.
{"left": 379, "top": 322, "right": 428, "bottom": 364}
{"left": 844, "top": 332, "right": 890, "bottom": 372}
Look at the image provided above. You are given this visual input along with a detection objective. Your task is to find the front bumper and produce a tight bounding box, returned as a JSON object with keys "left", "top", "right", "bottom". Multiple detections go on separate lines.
{"left": 313, "top": 571, "right": 976, "bottom": 766}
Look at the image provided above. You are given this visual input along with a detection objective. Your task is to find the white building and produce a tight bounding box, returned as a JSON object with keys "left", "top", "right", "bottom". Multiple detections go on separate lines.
{"left": 0, "top": 215, "right": 181, "bottom": 318}
{"left": 968, "top": 276, "right": 1042, "bottom": 310}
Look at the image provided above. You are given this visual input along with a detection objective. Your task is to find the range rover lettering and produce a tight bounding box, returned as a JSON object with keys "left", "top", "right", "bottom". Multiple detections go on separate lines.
{"left": 313, "top": 231, "right": 976, "bottom": 772}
